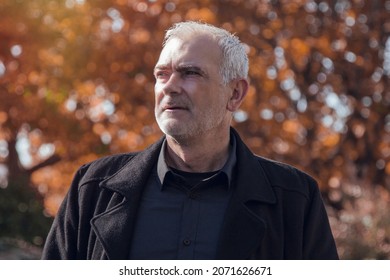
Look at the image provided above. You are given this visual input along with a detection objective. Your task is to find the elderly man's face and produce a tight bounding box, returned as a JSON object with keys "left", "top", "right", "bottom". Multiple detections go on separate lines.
{"left": 154, "top": 34, "right": 232, "bottom": 140}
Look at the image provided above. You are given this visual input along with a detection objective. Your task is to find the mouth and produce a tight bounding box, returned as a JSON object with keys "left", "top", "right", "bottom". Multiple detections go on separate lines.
{"left": 162, "top": 104, "right": 188, "bottom": 111}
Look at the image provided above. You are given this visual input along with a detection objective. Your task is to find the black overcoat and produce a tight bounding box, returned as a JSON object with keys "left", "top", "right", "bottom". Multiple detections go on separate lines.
{"left": 42, "top": 129, "right": 338, "bottom": 259}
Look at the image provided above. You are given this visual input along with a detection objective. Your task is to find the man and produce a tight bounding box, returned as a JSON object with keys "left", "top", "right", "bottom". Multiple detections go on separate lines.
{"left": 42, "top": 21, "right": 338, "bottom": 259}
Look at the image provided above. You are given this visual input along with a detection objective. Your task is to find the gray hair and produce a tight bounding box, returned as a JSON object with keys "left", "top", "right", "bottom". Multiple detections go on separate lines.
{"left": 163, "top": 21, "right": 249, "bottom": 85}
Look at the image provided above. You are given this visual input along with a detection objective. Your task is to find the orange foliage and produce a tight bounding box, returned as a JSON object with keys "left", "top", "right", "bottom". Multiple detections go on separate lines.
{"left": 0, "top": 0, "right": 389, "bottom": 259}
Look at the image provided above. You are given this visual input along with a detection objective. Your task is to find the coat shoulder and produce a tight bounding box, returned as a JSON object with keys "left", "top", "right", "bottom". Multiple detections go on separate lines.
{"left": 74, "top": 138, "right": 164, "bottom": 189}
{"left": 78, "top": 152, "right": 139, "bottom": 185}
{"left": 255, "top": 155, "right": 318, "bottom": 199}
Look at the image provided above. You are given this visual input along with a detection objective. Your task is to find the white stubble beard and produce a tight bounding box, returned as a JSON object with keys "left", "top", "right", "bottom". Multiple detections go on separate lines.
{"left": 155, "top": 102, "right": 229, "bottom": 144}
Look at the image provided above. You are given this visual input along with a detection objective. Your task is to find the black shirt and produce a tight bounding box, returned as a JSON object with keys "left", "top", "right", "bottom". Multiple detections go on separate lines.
{"left": 128, "top": 136, "right": 237, "bottom": 259}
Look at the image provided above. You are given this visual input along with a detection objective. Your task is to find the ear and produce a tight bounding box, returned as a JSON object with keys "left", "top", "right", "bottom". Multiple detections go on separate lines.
{"left": 226, "top": 79, "right": 249, "bottom": 112}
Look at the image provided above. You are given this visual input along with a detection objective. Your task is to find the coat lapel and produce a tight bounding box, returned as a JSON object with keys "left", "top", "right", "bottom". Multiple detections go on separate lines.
{"left": 216, "top": 130, "right": 276, "bottom": 259}
{"left": 90, "top": 138, "right": 164, "bottom": 259}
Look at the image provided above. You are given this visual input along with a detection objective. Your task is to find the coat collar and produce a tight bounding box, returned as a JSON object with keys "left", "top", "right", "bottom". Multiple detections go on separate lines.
{"left": 99, "top": 138, "right": 164, "bottom": 198}
{"left": 231, "top": 128, "right": 276, "bottom": 204}
{"left": 91, "top": 128, "right": 276, "bottom": 259}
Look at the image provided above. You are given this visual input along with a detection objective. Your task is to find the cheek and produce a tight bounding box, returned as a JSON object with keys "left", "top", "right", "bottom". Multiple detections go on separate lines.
{"left": 201, "top": 86, "right": 227, "bottom": 106}
{"left": 154, "top": 84, "right": 163, "bottom": 103}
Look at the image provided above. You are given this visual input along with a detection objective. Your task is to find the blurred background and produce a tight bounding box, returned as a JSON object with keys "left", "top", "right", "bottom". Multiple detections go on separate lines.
{"left": 0, "top": 0, "right": 389, "bottom": 259}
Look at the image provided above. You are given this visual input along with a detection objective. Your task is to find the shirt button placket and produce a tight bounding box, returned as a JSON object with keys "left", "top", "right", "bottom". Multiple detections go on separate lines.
{"left": 177, "top": 197, "right": 199, "bottom": 259}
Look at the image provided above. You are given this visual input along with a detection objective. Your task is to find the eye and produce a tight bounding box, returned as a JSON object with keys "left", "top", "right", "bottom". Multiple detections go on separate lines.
{"left": 155, "top": 70, "right": 169, "bottom": 79}
{"left": 179, "top": 66, "right": 205, "bottom": 78}
{"left": 185, "top": 70, "right": 200, "bottom": 76}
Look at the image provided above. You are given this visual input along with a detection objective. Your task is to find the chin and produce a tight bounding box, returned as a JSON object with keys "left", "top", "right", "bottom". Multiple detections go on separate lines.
{"left": 158, "top": 120, "right": 185, "bottom": 135}
{"left": 158, "top": 123, "right": 199, "bottom": 141}
{"left": 162, "top": 127, "right": 189, "bottom": 138}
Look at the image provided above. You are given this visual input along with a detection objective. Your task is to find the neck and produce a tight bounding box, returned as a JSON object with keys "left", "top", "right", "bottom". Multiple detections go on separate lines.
{"left": 165, "top": 128, "right": 231, "bottom": 173}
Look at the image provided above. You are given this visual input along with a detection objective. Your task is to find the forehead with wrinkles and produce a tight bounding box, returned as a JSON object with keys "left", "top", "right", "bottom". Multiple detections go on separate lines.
{"left": 155, "top": 35, "right": 222, "bottom": 76}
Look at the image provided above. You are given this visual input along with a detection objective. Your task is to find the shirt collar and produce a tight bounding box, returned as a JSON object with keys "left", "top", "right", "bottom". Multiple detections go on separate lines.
{"left": 157, "top": 132, "right": 237, "bottom": 189}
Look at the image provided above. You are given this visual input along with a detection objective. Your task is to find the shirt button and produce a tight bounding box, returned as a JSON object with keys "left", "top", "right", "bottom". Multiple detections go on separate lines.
{"left": 189, "top": 192, "right": 197, "bottom": 199}
{"left": 183, "top": 239, "right": 191, "bottom": 246}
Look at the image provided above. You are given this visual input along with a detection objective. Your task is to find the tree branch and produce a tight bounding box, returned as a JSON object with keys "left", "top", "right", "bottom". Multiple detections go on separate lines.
{"left": 26, "top": 154, "right": 62, "bottom": 174}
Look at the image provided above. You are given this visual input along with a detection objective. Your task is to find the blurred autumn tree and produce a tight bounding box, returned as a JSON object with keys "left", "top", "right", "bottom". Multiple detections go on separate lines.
{"left": 0, "top": 0, "right": 389, "bottom": 259}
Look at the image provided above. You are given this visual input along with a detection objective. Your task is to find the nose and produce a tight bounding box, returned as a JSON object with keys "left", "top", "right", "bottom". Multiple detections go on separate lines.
{"left": 159, "top": 72, "right": 182, "bottom": 96}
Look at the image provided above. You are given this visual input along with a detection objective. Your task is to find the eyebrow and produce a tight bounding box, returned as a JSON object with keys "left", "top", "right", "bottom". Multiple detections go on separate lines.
{"left": 153, "top": 65, "right": 169, "bottom": 75}
{"left": 154, "top": 64, "right": 208, "bottom": 78}
{"left": 176, "top": 65, "right": 208, "bottom": 77}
